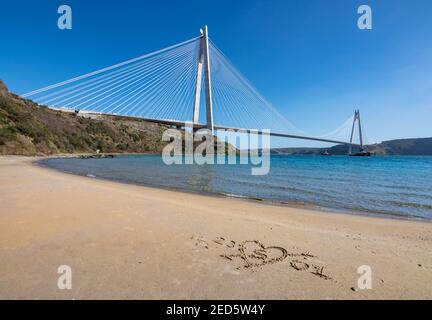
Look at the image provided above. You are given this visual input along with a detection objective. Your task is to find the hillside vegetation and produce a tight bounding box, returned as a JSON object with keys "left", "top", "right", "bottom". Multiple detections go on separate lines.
{"left": 0, "top": 81, "right": 237, "bottom": 156}
{"left": 367, "top": 138, "right": 432, "bottom": 155}
{"left": 272, "top": 138, "right": 432, "bottom": 156}
{"left": 0, "top": 80, "right": 168, "bottom": 155}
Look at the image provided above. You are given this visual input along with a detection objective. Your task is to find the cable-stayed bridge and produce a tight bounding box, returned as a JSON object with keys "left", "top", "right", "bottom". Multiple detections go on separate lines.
{"left": 22, "top": 26, "right": 365, "bottom": 149}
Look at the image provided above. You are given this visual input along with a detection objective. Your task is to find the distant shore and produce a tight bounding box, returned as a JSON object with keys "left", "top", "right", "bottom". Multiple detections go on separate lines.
{"left": 0, "top": 156, "right": 431, "bottom": 299}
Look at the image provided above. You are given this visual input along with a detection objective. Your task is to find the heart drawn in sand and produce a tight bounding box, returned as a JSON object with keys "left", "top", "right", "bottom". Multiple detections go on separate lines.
{"left": 237, "top": 240, "right": 288, "bottom": 268}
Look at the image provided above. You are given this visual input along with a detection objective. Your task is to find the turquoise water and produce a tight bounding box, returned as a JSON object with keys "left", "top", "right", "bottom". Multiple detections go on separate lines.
{"left": 39, "top": 155, "right": 432, "bottom": 220}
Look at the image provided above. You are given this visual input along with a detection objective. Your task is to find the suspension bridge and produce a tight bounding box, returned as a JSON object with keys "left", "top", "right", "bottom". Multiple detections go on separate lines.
{"left": 22, "top": 26, "right": 365, "bottom": 151}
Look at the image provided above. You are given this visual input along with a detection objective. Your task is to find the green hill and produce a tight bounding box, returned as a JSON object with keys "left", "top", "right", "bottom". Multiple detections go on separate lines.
{"left": 366, "top": 138, "right": 432, "bottom": 155}
{"left": 0, "top": 81, "right": 171, "bottom": 156}
{"left": 272, "top": 138, "right": 432, "bottom": 156}
{"left": 0, "top": 81, "right": 236, "bottom": 156}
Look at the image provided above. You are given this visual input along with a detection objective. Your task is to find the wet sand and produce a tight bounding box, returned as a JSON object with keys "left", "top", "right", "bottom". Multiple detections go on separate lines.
{"left": 0, "top": 156, "right": 431, "bottom": 299}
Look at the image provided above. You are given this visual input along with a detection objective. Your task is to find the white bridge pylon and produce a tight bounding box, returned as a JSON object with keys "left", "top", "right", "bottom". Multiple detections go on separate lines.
{"left": 22, "top": 26, "right": 364, "bottom": 148}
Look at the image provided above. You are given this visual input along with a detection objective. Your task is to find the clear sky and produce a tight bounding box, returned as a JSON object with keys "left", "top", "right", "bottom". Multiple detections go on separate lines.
{"left": 1, "top": 0, "right": 431, "bottom": 145}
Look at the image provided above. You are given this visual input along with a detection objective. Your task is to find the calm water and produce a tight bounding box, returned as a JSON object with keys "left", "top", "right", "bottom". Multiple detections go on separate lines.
{"left": 39, "top": 155, "right": 432, "bottom": 220}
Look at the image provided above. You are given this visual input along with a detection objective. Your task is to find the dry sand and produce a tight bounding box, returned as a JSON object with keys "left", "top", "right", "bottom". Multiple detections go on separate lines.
{"left": 0, "top": 156, "right": 431, "bottom": 299}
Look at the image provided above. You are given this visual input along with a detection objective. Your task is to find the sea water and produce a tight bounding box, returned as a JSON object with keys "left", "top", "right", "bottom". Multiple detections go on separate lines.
{"left": 39, "top": 155, "right": 432, "bottom": 220}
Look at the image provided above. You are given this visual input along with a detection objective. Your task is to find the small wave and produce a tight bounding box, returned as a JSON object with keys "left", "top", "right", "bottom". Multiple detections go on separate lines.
{"left": 386, "top": 200, "right": 432, "bottom": 210}
{"left": 221, "top": 193, "right": 263, "bottom": 201}
{"left": 86, "top": 174, "right": 97, "bottom": 178}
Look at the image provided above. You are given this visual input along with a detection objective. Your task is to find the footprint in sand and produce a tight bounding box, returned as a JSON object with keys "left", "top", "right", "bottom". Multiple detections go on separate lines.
{"left": 190, "top": 236, "right": 209, "bottom": 250}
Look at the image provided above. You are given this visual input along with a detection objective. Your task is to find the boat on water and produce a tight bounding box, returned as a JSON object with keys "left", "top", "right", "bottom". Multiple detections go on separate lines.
{"left": 320, "top": 150, "right": 331, "bottom": 156}
{"left": 349, "top": 148, "right": 372, "bottom": 157}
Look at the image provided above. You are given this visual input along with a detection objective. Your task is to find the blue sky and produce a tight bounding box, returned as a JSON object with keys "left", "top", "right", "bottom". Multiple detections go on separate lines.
{"left": 1, "top": 0, "right": 431, "bottom": 146}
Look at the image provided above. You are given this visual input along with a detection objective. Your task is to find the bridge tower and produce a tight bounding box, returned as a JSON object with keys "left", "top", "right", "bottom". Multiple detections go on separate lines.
{"left": 192, "top": 26, "right": 214, "bottom": 134}
{"left": 348, "top": 109, "right": 364, "bottom": 154}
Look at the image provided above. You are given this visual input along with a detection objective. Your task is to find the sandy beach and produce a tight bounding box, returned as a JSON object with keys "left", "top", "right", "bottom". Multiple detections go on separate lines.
{"left": 0, "top": 156, "right": 431, "bottom": 299}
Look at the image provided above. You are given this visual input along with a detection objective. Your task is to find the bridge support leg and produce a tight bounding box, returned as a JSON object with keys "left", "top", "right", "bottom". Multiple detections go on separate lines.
{"left": 192, "top": 35, "right": 204, "bottom": 129}
{"left": 348, "top": 110, "right": 364, "bottom": 155}
{"left": 203, "top": 26, "right": 214, "bottom": 134}
{"left": 357, "top": 110, "right": 364, "bottom": 148}
{"left": 192, "top": 26, "right": 214, "bottom": 135}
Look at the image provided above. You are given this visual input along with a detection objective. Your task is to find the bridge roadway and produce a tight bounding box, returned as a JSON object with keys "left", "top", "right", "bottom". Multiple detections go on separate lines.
{"left": 84, "top": 112, "right": 362, "bottom": 147}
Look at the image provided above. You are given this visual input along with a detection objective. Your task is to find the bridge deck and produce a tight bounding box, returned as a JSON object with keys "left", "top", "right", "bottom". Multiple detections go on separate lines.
{"left": 84, "top": 112, "right": 361, "bottom": 147}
